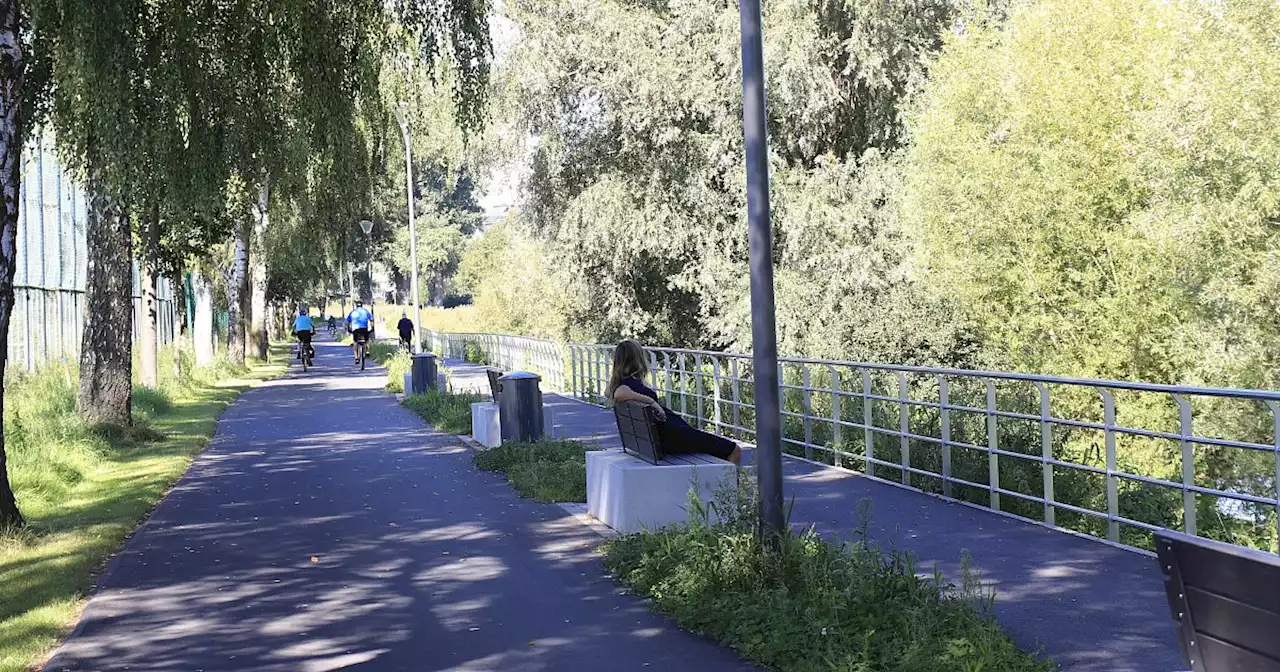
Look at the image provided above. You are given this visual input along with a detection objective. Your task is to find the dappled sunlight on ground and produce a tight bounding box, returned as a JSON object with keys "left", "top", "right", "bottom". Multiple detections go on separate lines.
{"left": 44, "top": 334, "right": 754, "bottom": 672}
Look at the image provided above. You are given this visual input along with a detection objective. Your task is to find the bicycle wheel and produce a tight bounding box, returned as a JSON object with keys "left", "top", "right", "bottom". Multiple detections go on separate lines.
{"left": 359, "top": 343, "right": 366, "bottom": 370}
{"left": 300, "top": 344, "right": 308, "bottom": 372}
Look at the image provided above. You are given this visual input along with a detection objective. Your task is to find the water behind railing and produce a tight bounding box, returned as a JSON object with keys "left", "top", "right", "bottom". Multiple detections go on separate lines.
{"left": 423, "top": 328, "right": 1280, "bottom": 556}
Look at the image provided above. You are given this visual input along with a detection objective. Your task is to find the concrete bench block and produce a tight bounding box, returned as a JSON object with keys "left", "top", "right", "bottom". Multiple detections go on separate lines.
{"left": 403, "top": 373, "right": 413, "bottom": 396}
{"left": 471, "top": 402, "right": 501, "bottom": 448}
{"left": 586, "top": 449, "right": 736, "bottom": 534}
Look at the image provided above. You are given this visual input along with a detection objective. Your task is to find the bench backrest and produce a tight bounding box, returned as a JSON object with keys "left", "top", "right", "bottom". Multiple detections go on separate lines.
{"left": 486, "top": 368, "right": 502, "bottom": 403}
{"left": 613, "top": 400, "right": 665, "bottom": 465}
{"left": 1155, "top": 530, "right": 1280, "bottom": 672}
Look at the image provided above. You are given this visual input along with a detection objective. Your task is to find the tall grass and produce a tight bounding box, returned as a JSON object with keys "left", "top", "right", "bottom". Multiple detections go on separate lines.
{"left": 472, "top": 440, "right": 591, "bottom": 502}
{"left": 366, "top": 342, "right": 412, "bottom": 392}
{"left": 601, "top": 483, "right": 1054, "bottom": 672}
{"left": 402, "top": 389, "right": 483, "bottom": 434}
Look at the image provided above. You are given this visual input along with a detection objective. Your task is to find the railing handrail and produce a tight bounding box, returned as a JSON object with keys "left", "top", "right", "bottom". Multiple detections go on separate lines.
{"left": 426, "top": 328, "right": 1280, "bottom": 400}
{"left": 587, "top": 342, "right": 1280, "bottom": 402}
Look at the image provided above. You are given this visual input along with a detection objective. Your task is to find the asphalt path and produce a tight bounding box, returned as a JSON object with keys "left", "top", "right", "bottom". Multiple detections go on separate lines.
{"left": 45, "top": 335, "right": 754, "bottom": 671}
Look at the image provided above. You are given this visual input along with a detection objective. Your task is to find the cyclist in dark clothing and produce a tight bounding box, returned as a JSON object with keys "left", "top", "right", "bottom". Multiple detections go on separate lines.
{"left": 397, "top": 312, "right": 414, "bottom": 350}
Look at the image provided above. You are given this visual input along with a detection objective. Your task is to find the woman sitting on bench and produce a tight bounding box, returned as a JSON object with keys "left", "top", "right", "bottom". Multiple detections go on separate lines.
{"left": 606, "top": 340, "right": 742, "bottom": 466}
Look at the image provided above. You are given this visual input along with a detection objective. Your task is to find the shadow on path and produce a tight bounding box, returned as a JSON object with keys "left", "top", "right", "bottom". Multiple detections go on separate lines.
{"left": 45, "top": 336, "right": 754, "bottom": 672}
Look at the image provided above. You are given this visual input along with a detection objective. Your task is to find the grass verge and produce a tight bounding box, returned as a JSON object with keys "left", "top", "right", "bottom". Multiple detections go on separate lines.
{"left": 600, "top": 488, "right": 1054, "bottom": 672}
{"left": 0, "top": 349, "right": 286, "bottom": 672}
{"left": 367, "top": 342, "right": 411, "bottom": 392}
{"left": 401, "top": 389, "right": 483, "bottom": 434}
{"left": 472, "top": 440, "right": 591, "bottom": 503}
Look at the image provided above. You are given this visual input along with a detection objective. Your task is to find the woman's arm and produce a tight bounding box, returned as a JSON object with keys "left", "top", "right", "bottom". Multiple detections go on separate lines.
{"left": 612, "top": 384, "right": 666, "bottom": 420}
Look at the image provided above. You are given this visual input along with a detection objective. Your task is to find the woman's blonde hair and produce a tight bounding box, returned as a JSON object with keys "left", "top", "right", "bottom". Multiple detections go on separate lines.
{"left": 606, "top": 340, "right": 649, "bottom": 399}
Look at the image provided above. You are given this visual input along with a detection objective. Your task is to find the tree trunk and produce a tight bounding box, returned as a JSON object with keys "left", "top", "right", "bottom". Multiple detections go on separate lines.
{"left": 138, "top": 210, "right": 159, "bottom": 388}
{"left": 0, "top": 0, "right": 25, "bottom": 528}
{"left": 248, "top": 179, "right": 269, "bottom": 361}
{"left": 226, "top": 217, "right": 250, "bottom": 365}
{"left": 77, "top": 156, "right": 133, "bottom": 427}
{"left": 194, "top": 271, "right": 214, "bottom": 366}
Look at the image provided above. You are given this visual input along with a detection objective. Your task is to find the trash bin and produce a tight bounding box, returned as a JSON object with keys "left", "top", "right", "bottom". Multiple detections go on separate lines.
{"left": 411, "top": 353, "right": 438, "bottom": 395}
{"left": 498, "top": 371, "right": 544, "bottom": 442}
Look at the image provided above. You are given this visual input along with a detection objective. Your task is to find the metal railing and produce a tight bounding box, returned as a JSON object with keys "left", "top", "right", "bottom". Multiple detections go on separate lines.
{"left": 422, "top": 329, "right": 566, "bottom": 392}
{"left": 424, "top": 328, "right": 1280, "bottom": 555}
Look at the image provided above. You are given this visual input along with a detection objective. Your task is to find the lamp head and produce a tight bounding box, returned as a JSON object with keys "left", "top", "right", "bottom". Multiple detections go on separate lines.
{"left": 359, "top": 219, "right": 374, "bottom": 235}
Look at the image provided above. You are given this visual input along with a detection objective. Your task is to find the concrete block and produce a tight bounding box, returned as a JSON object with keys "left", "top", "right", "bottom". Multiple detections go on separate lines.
{"left": 586, "top": 449, "right": 736, "bottom": 534}
{"left": 471, "top": 402, "right": 501, "bottom": 448}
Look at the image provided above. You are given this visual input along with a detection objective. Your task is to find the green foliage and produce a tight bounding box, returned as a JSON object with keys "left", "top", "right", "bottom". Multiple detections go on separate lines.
{"left": 473, "top": 0, "right": 973, "bottom": 363}
{"left": 906, "top": 0, "right": 1280, "bottom": 384}
{"left": 401, "top": 388, "right": 484, "bottom": 434}
{"left": 601, "top": 490, "right": 1052, "bottom": 672}
{"left": 471, "top": 440, "right": 590, "bottom": 502}
{"left": 367, "top": 343, "right": 412, "bottom": 392}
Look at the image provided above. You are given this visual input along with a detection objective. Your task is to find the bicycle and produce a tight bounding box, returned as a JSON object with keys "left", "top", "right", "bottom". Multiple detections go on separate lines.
{"left": 351, "top": 328, "right": 369, "bottom": 370}
{"left": 296, "top": 333, "right": 315, "bottom": 371}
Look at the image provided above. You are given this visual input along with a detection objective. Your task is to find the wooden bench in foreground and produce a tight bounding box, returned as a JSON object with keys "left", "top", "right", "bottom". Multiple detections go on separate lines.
{"left": 1155, "top": 529, "right": 1280, "bottom": 672}
{"left": 586, "top": 400, "right": 736, "bottom": 534}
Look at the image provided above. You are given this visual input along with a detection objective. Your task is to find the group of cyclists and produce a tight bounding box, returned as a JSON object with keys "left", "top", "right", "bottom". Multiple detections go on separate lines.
{"left": 290, "top": 300, "right": 415, "bottom": 368}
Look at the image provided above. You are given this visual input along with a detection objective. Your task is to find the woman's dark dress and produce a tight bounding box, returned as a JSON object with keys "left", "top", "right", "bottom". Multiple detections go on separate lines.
{"left": 620, "top": 377, "right": 736, "bottom": 460}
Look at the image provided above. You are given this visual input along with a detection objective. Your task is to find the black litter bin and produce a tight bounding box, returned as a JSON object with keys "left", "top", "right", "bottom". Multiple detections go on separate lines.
{"left": 411, "top": 353, "right": 438, "bottom": 395}
{"left": 498, "top": 371, "right": 543, "bottom": 442}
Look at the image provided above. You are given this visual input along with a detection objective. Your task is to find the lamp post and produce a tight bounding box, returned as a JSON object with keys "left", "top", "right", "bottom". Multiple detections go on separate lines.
{"left": 393, "top": 102, "right": 422, "bottom": 353}
{"left": 739, "top": 0, "right": 784, "bottom": 543}
{"left": 359, "top": 219, "right": 374, "bottom": 306}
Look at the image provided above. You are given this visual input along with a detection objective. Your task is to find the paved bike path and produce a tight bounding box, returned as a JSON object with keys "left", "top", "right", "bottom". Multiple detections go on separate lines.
{"left": 46, "top": 336, "right": 753, "bottom": 671}
{"left": 446, "top": 360, "right": 1182, "bottom": 672}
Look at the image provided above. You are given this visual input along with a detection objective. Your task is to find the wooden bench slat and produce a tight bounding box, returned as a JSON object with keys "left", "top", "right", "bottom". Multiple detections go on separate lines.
{"left": 1197, "top": 631, "right": 1280, "bottom": 672}
{"left": 1176, "top": 539, "right": 1280, "bottom": 615}
{"left": 1186, "top": 586, "right": 1280, "bottom": 661}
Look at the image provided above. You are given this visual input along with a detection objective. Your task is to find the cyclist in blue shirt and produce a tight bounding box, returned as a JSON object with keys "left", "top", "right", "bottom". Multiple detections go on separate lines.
{"left": 346, "top": 300, "right": 374, "bottom": 363}
{"left": 293, "top": 308, "right": 315, "bottom": 363}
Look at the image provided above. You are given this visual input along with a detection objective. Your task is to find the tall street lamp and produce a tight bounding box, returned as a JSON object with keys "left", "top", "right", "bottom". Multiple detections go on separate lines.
{"left": 393, "top": 102, "right": 422, "bottom": 353}
{"left": 359, "top": 219, "right": 374, "bottom": 305}
{"left": 739, "top": 0, "right": 784, "bottom": 542}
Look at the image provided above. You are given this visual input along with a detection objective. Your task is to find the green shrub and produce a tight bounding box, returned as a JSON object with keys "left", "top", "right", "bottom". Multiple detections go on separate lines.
{"left": 402, "top": 389, "right": 483, "bottom": 434}
{"left": 472, "top": 440, "right": 591, "bottom": 502}
{"left": 601, "top": 488, "right": 1053, "bottom": 672}
{"left": 365, "top": 342, "right": 412, "bottom": 392}
{"left": 463, "top": 341, "right": 487, "bottom": 364}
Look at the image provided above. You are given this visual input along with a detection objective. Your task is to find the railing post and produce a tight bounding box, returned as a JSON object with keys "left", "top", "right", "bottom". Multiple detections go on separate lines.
{"left": 802, "top": 364, "right": 813, "bottom": 460}
{"left": 678, "top": 353, "right": 688, "bottom": 417}
{"left": 831, "top": 365, "right": 842, "bottom": 467}
{"left": 570, "top": 345, "right": 579, "bottom": 398}
{"left": 712, "top": 357, "right": 723, "bottom": 434}
{"left": 898, "top": 372, "right": 910, "bottom": 485}
{"left": 695, "top": 354, "right": 705, "bottom": 428}
{"left": 663, "top": 352, "right": 673, "bottom": 407}
{"left": 1173, "top": 393, "right": 1196, "bottom": 538}
{"left": 938, "top": 375, "right": 952, "bottom": 498}
{"left": 986, "top": 380, "right": 1001, "bottom": 511}
{"left": 862, "top": 369, "right": 873, "bottom": 475}
{"left": 731, "top": 358, "right": 742, "bottom": 438}
{"left": 1268, "top": 400, "right": 1280, "bottom": 554}
{"left": 1034, "top": 381, "right": 1055, "bottom": 526}
{"left": 1101, "top": 389, "right": 1120, "bottom": 542}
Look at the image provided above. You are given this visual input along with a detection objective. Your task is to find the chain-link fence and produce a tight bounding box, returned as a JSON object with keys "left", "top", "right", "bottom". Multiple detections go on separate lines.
{"left": 11, "top": 136, "right": 177, "bottom": 373}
